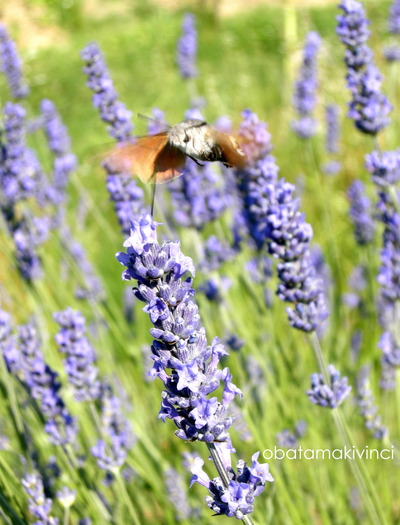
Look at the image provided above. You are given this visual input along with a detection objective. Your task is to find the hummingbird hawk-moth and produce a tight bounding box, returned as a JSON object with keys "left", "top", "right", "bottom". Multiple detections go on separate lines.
{"left": 104, "top": 117, "right": 248, "bottom": 184}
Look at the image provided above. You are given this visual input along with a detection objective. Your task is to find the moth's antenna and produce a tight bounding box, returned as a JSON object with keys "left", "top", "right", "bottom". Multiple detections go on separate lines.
{"left": 137, "top": 113, "right": 171, "bottom": 130}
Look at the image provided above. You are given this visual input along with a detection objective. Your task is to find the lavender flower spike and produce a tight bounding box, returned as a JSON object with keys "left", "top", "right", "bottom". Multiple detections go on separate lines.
{"left": 117, "top": 215, "right": 272, "bottom": 518}
{"left": 0, "top": 24, "right": 29, "bottom": 98}
{"left": 22, "top": 472, "right": 58, "bottom": 524}
{"left": 337, "top": 0, "right": 392, "bottom": 135}
{"left": 177, "top": 13, "right": 197, "bottom": 79}
{"left": 347, "top": 180, "right": 375, "bottom": 245}
{"left": 54, "top": 308, "right": 100, "bottom": 402}
{"left": 81, "top": 42, "right": 133, "bottom": 142}
{"left": 291, "top": 31, "right": 321, "bottom": 139}
{"left": 307, "top": 364, "right": 352, "bottom": 408}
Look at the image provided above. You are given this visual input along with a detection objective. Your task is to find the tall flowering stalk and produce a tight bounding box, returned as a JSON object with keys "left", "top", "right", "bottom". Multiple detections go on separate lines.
{"left": 337, "top": 0, "right": 392, "bottom": 135}
{"left": 0, "top": 23, "right": 29, "bottom": 98}
{"left": 291, "top": 31, "right": 321, "bottom": 139}
{"left": 116, "top": 215, "right": 273, "bottom": 520}
{"left": 81, "top": 43, "right": 145, "bottom": 232}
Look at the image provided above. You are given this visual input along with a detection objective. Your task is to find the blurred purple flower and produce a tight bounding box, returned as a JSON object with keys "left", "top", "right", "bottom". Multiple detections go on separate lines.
{"left": 81, "top": 42, "right": 133, "bottom": 142}
{"left": 337, "top": 1, "right": 392, "bottom": 135}
{"left": 325, "top": 104, "right": 341, "bottom": 155}
{"left": 388, "top": 0, "right": 400, "bottom": 34}
{"left": 22, "top": 472, "right": 58, "bottom": 524}
{"left": 383, "top": 45, "right": 400, "bottom": 62}
{"left": 291, "top": 32, "right": 321, "bottom": 139}
{"left": 177, "top": 14, "right": 197, "bottom": 79}
{"left": 307, "top": 364, "right": 351, "bottom": 408}
{"left": 356, "top": 365, "right": 387, "bottom": 439}
{"left": 54, "top": 308, "right": 101, "bottom": 402}
{"left": 347, "top": 180, "right": 375, "bottom": 245}
{"left": 91, "top": 382, "right": 136, "bottom": 471}
{"left": 0, "top": 23, "right": 29, "bottom": 98}
{"left": 40, "top": 99, "right": 76, "bottom": 206}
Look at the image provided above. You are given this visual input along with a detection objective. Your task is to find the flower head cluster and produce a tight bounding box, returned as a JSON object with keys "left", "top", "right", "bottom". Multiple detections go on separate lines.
{"left": 61, "top": 227, "right": 105, "bottom": 302}
{"left": 388, "top": 0, "right": 400, "bottom": 34}
{"left": 347, "top": 180, "right": 376, "bottom": 245}
{"left": 54, "top": 308, "right": 101, "bottom": 402}
{"left": 168, "top": 158, "right": 227, "bottom": 230}
{"left": 177, "top": 14, "right": 197, "bottom": 79}
{"left": 2, "top": 316, "right": 78, "bottom": 445}
{"left": 337, "top": 0, "right": 392, "bottom": 135}
{"left": 307, "top": 365, "right": 351, "bottom": 408}
{"left": 91, "top": 382, "right": 136, "bottom": 471}
{"left": 234, "top": 110, "right": 278, "bottom": 250}
{"left": 325, "top": 104, "right": 341, "bottom": 155}
{"left": 40, "top": 99, "right": 76, "bottom": 207}
{"left": 356, "top": 366, "right": 387, "bottom": 439}
{"left": 81, "top": 42, "right": 133, "bottom": 142}
{"left": 117, "top": 215, "right": 271, "bottom": 517}
{"left": 117, "top": 215, "right": 239, "bottom": 442}
{"left": 291, "top": 31, "right": 321, "bottom": 139}
{"left": 0, "top": 23, "right": 29, "bottom": 98}
{"left": 199, "top": 236, "right": 236, "bottom": 272}
{"left": 81, "top": 43, "right": 145, "bottom": 228}
{"left": 190, "top": 451, "right": 273, "bottom": 519}
{"left": 276, "top": 421, "right": 307, "bottom": 449}
{"left": 1, "top": 102, "right": 50, "bottom": 281}
{"left": 164, "top": 467, "right": 193, "bottom": 521}
{"left": 265, "top": 179, "right": 328, "bottom": 332}
{"left": 22, "top": 472, "right": 58, "bottom": 525}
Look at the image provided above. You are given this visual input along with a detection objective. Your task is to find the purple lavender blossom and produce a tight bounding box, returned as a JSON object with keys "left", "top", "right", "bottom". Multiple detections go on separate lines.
{"left": 199, "top": 236, "right": 236, "bottom": 272}
{"left": 1, "top": 103, "right": 50, "bottom": 281}
{"left": 81, "top": 43, "right": 145, "bottom": 230}
{"left": 325, "top": 104, "right": 340, "bottom": 155}
{"left": 276, "top": 422, "right": 306, "bottom": 449}
{"left": 22, "top": 472, "right": 58, "bottom": 524}
{"left": 383, "top": 45, "right": 400, "bottom": 62}
{"left": 365, "top": 149, "right": 400, "bottom": 188}
{"left": 91, "top": 383, "right": 136, "bottom": 471}
{"left": 168, "top": 158, "right": 227, "bottom": 229}
{"left": 234, "top": 110, "right": 277, "bottom": 250}
{"left": 164, "top": 467, "right": 192, "bottom": 521}
{"left": 199, "top": 276, "right": 231, "bottom": 302}
{"left": 337, "top": 1, "right": 392, "bottom": 135}
{"left": 356, "top": 366, "right": 387, "bottom": 439}
{"left": 54, "top": 308, "right": 101, "bottom": 402}
{"left": 40, "top": 99, "right": 76, "bottom": 206}
{"left": 81, "top": 43, "right": 133, "bottom": 142}
{"left": 307, "top": 365, "right": 352, "bottom": 408}
{"left": 190, "top": 451, "right": 273, "bottom": 519}
{"left": 388, "top": 0, "right": 400, "bottom": 34}
{"left": 177, "top": 14, "right": 197, "bottom": 79}
{"left": 347, "top": 180, "right": 376, "bottom": 245}
{"left": 60, "top": 227, "right": 105, "bottom": 302}
{"left": 322, "top": 160, "right": 342, "bottom": 176}
{"left": 117, "top": 215, "right": 272, "bottom": 518}
{"left": 4, "top": 321, "right": 78, "bottom": 446}
{"left": 0, "top": 24, "right": 29, "bottom": 98}
{"left": 0, "top": 309, "right": 18, "bottom": 375}
{"left": 291, "top": 32, "right": 321, "bottom": 139}
{"left": 265, "top": 179, "right": 328, "bottom": 332}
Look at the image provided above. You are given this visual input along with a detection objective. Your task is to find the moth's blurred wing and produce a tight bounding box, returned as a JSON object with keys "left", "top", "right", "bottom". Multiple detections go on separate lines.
{"left": 104, "top": 133, "right": 169, "bottom": 183}
{"left": 215, "top": 132, "right": 248, "bottom": 168}
{"left": 152, "top": 143, "right": 186, "bottom": 184}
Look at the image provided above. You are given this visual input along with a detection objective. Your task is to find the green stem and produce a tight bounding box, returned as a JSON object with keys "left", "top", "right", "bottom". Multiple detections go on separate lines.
{"left": 114, "top": 470, "right": 141, "bottom": 525}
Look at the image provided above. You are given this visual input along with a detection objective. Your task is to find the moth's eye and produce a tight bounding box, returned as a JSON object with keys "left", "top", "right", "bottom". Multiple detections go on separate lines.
{"left": 183, "top": 133, "right": 190, "bottom": 143}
